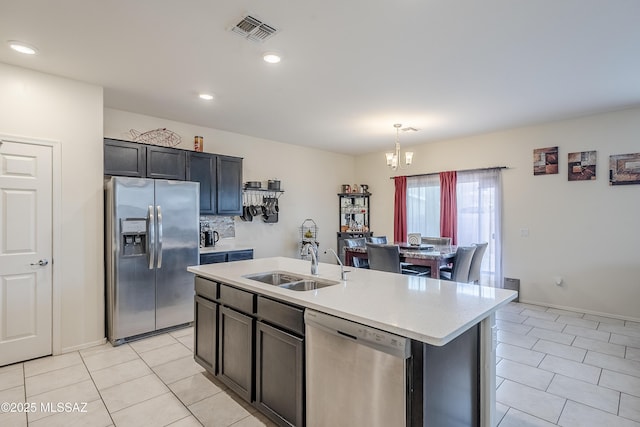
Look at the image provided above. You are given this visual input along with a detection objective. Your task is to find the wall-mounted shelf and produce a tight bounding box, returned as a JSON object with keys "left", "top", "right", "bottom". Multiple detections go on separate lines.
{"left": 243, "top": 188, "right": 284, "bottom": 198}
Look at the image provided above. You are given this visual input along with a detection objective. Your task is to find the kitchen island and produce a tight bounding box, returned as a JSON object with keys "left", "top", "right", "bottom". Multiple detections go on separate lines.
{"left": 188, "top": 256, "right": 517, "bottom": 427}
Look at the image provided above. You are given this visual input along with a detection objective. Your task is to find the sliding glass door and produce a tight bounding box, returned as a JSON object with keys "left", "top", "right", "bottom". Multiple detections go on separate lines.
{"left": 406, "top": 169, "right": 502, "bottom": 286}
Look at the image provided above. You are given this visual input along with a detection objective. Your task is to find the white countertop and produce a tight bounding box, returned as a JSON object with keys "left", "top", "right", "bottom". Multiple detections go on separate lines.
{"left": 188, "top": 257, "right": 517, "bottom": 346}
{"left": 199, "top": 240, "right": 253, "bottom": 254}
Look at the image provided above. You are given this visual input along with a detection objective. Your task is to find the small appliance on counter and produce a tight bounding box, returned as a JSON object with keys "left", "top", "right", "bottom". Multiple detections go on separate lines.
{"left": 200, "top": 221, "right": 220, "bottom": 247}
{"left": 205, "top": 230, "right": 219, "bottom": 247}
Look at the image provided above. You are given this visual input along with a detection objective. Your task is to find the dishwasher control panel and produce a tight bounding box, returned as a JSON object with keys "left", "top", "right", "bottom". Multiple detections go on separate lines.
{"left": 354, "top": 326, "right": 407, "bottom": 351}
{"left": 305, "top": 310, "right": 410, "bottom": 358}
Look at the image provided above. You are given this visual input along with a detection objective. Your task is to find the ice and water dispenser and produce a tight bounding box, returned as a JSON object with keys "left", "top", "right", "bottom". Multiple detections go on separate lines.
{"left": 120, "top": 219, "right": 147, "bottom": 256}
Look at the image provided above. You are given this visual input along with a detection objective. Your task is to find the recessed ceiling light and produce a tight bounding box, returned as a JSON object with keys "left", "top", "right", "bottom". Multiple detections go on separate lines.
{"left": 263, "top": 52, "right": 281, "bottom": 64}
{"left": 199, "top": 93, "right": 214, "bottom": 101}
{"left": 8, "top": 40, "right": 38, "bottom": 55}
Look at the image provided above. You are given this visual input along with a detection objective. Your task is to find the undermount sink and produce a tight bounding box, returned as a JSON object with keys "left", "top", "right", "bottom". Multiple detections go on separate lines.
{"left": 243, "top": 271, "right": 307, "bottom": 286}
{"left": 279, "top": 279, "right": 338, "bottom": 291}
{"left": 243, "top": 271, "right": 339, "bottom": 291}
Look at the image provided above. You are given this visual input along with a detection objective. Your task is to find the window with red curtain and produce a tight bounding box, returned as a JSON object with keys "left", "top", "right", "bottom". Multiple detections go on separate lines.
{"left": 406, "top": 169, "right": 503, "bottom": 286}
{"left": 439, "top": 171, "right": 457, "bottom": 245}
{"left": 393, "top": 176, "right": 407, "bottom": 243}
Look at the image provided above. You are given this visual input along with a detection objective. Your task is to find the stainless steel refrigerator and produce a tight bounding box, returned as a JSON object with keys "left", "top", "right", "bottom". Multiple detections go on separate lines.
{"left": 105, "top": 176, "right": 199, "bottom": 344}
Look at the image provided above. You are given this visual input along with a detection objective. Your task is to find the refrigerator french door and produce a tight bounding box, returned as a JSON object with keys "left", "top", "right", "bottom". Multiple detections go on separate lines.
{"left": 106, "top": 176, "right": 199, "bottom": 344}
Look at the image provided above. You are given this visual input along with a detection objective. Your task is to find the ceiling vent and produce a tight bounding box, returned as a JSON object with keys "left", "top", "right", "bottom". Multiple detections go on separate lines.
{"left": 230, "top": 15, "right": 278, "bottom": 43}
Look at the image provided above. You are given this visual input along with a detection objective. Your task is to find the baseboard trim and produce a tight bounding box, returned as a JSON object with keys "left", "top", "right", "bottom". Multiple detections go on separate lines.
{"left": 517, "top": 298, "right": 640, "bottom": 324}
{"left": 58, "top": 337, "right": 107, "bottom": 355}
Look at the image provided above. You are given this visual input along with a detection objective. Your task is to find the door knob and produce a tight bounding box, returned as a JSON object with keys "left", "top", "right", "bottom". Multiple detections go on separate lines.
{"left": 30, "top": 259, "right": 49, "bottom": 266}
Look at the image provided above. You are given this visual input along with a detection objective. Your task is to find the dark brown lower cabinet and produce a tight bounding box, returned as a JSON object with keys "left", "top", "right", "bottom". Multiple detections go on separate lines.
{"left": 218, "top": 305, "right": 254, "bottom": 402}
{"left": 194, "top": 296, "right": 217, "bottom": 373}
{"left": 194, "top": 276, "right": 305, "bottom": 426}
{"left": 256, "top": 321, "right": 304, "bottom": 427}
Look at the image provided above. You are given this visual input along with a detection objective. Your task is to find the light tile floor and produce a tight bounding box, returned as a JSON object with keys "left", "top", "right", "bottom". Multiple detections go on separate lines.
{"left": 0, "top": 327, "right": 275, "bottom": 427}
{"left": 495, "top": 302, "right": 640, "bottom": 426}
{"left": 0, "top": 301, "right": 639, "bottom": 426}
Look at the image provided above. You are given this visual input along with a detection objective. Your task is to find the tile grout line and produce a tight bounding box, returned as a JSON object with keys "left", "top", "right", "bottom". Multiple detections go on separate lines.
{"left": 555, "top": 396, "right": 569, "bottom": 425}
{"left": 79, "top": 348, "right": 117, "bottom": 427}
{"left": 21, "top": 362, "right": 27, "bottom": 426}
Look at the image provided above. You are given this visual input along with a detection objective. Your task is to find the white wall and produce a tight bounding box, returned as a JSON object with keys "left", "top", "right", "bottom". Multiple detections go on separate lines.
{"left": 356, "top": 107, "right": 640, "bottom": 320}
{"left": 104, "top": 109, "right": 356, "bottom": 263}
{"left": 0, "top": 62, "right": 105, "bottom": 352}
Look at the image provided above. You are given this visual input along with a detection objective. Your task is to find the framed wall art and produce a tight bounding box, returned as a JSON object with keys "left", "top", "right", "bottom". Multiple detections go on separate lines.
{"left": 609, "top": 153, "right": 640, "bottom": 185}
{"left": 533, "top": 146, "right": 559, "bottom": 175}
{"left": 568, "top": 151, "right": 596, "bottom": 181}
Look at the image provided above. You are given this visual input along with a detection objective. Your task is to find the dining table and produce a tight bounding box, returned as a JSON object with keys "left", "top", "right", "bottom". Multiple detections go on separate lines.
{"left": 343, "top": 243, "right": 457, "bottom": 279}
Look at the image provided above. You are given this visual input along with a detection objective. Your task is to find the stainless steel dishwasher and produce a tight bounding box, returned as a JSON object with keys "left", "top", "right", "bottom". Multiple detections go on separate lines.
{"left": 305, "top": 310, "right": 411, "bottom": 427}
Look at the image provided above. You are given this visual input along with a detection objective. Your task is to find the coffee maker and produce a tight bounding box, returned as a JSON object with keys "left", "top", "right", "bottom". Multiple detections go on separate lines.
{"left": 200, "top": 221, "right": 220, "bottom": 247}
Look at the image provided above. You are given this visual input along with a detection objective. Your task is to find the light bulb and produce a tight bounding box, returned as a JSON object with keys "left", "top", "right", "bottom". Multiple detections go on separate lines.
{"left": 405, "top": 151, "right": 414, "bottom": 165}
{"left": 385, "top": 152, "right": 394, "bottom": 166}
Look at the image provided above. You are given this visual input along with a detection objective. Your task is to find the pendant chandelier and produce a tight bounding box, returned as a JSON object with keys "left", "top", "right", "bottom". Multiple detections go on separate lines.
{"left": 385, "top": 124, "right": 414, "bottom": 170}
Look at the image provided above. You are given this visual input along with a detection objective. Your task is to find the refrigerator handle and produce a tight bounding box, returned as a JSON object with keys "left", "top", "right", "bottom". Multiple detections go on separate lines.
{"left": 148, "top": 205, "right": 155, "bottom": 270}
{"left": 157, "top": 205, "right": 163, "bottom": 269}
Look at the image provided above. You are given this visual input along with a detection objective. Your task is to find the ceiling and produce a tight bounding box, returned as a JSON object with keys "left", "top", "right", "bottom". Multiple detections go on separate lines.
{"left": 1, "top": 1, "right": 639, "bottom": 155}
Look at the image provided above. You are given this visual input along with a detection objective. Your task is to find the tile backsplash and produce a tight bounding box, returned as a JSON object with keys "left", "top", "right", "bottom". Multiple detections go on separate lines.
{"left": 200, "top": 215, "right": 235, "bottom": 238}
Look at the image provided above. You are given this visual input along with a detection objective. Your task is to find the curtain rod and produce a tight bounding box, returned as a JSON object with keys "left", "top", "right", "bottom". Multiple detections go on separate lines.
{"left": 389, "top": 166, "right": 509, "bottom": 179}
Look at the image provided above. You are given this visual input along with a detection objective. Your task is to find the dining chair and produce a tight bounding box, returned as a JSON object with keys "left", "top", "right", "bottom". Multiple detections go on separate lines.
{"left": 439, "top": 246, "right": 476, "bottom": 283}
{"left": 366, "top": 236, "right": 388, "bottom": 244}
{"left": 343, "top": 238, "right": 369, "bottom": 269}
{"left": 421, "top": 236, "right": 452, "bottom": 246}
{"left": 367, "top": 243, "right": 429, "bottom": 276}
{"left": 367, "top": 243, "right": 401, "bottom": 273}
{"left": 467, "top": 242, "right": 488, "bottom": 284}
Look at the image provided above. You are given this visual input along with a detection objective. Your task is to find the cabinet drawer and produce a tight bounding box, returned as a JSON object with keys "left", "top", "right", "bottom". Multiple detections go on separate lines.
{"left": 257, "top": 296, "right": 304, "bottom": 336}
{"left": 219, "top": 284, "right": 255, "bottom": 314}
{"left": 195, "top": 276, "right": 218, "bottom": 301}
{"left": 200, "top": 252, "right": 227, "bottom": 265}
{"left": 227, "top": 250, "right": 253, "bottom": 262}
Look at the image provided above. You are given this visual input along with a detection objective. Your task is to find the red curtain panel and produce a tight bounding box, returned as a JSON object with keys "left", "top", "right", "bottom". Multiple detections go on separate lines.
{"left": 393, "top": 176, "right": 407, "bottom": 243}
{"left": 439, "top": 171, "right": 457, "bottom": 245}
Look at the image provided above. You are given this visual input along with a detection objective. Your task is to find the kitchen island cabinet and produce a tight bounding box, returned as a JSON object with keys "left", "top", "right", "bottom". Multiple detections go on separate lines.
{"left": 194, "top": 275, "right": 305, "bottom": 427}
{"left": 189, "top": 257, "right": 517, "bottom": 427}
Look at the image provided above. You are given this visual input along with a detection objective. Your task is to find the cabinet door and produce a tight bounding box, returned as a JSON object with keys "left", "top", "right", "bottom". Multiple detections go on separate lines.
{"left": 104, "top": 139, "right": 146, "bottom": 177}
{"left": 147, "top": 145, "right": 186, "bottom": 180}
{"left": 187, "top": 152, "right": 217, "bottom": 214}
{"left": 216, "top": 155, "right": 243, "bottom": 215}
{"left": 227, "top": 249, "right": 253, "bottom": 262}
{"left": 194, "top": 296, "right": 217, "bottom": 374}
{"left": 218, "top": 306, "right": 254, "bottom": 401}
{"left": 256, "top": 321, "right": 304, "bottom": 427}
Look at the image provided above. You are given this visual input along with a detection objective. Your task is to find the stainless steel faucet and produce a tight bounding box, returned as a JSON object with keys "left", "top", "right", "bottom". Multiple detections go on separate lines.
{"left": 303, "top": 242, "right": 319, "bottom": 275}
{"left": 325, "top": 249, "right": 350, "bottom": 281}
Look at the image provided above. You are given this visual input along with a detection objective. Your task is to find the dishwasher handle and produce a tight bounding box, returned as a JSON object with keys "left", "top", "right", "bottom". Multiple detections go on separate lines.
{"left": 305, "top": 310, "right": 410, "bottom": 359}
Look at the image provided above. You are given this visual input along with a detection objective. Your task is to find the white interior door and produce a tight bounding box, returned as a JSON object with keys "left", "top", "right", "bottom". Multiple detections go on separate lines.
{"left": 0, "top": 139, "right": 52, "bottom": 366}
